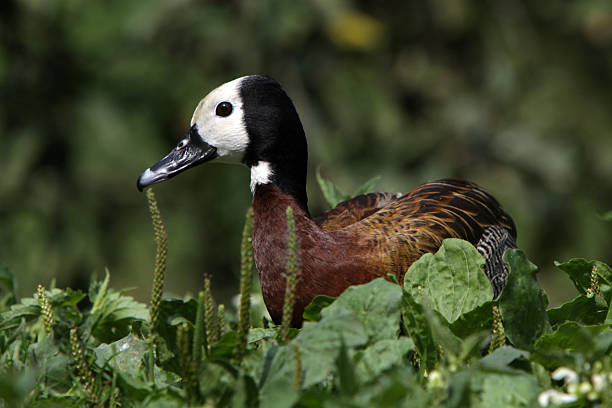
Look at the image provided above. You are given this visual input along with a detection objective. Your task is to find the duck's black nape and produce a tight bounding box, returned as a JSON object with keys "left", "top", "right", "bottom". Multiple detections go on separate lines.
{"left": 240, "top": 75, "right": 309, "bottom": 213}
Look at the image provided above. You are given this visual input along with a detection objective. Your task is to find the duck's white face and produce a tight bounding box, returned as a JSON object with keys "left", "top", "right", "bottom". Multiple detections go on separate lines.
{"left": 190, "top": 76, "right": 249, "bottom": 160}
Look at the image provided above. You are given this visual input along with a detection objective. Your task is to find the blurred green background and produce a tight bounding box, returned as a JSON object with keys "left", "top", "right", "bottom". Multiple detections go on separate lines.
{"left": 1, "top": 0, "right": 611, "bottom": 307}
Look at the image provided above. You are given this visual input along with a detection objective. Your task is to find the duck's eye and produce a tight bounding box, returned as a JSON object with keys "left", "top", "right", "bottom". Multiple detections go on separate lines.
{"left": 177, "top": 138, "right": 188, "bottom": 150}
{"left": 215, "top": 101, "right": 233, "bottom": 117}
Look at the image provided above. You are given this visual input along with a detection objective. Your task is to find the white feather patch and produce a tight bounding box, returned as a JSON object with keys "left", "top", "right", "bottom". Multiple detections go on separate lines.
{"left": 250, "top": 161, "right": 273, "bottom": 192}
{"left": 190, "top": 76, "right": 250, "bottom": 159}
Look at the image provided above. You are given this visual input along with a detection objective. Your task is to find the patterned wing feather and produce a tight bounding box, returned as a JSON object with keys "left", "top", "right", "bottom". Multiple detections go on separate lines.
{"left": 344, "top": 178, "right": 517, "bottom": 283}
{"left": 314, "top": 192, "right": 401, "bottom": 230}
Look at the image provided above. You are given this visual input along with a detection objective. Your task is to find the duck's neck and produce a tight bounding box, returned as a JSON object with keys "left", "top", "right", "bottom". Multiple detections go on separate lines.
{"left": 250, "top": 184, "right": 316, "bottom": 324}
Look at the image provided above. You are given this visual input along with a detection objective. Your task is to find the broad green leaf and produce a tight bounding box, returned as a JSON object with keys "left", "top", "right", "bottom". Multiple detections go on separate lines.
{"left": 27, "top": 335, "right": 73, "bottom": 393}
{"left": 479, "top": 346, "right": 530, "bottom": 374}
{"left": 473, "top": 372, "right": 540, "bottom": 407}
{"left": 316, "top": 167, "right": 348, "bottom": 208}
{"left": 404, "top": 238, "right": 493, "bottom": 324}
{"left": 95, "top": 335, "right": 180, "bottom": 389}
{"left": 0, "top": 298, "right": 40, "bottom": 331}
{"left": 555, "top": 259, "right": 612, "bottom": 303}
{"left": 231, "top": 373, "right": 259, "bottom": 408}
{"left": 302, "top": 295, "right": 336, "bottom": 322}
{"left": 321, "top": 278, "right": 402, "bottom": 342}
{"left": 210, "top": 330, "right": 239, "bottom": 359}
{"left": 548, "top": 294, "right": 608, "bottom": 327}
{"left": 356, "top": 338, "right": 415, "bottom": 381}
{"left": 401, "top": 290, "right": 438, "bottom": 371}
{"left": 533, "top": 322, "right": 609, "bottom": 369}
{"left": 335, "top": 341, "right": 358, "bottom": 396}
{"left": 247, "top": 327, "right": 277, "bottom": 343}
{"left": 197, "top": 360, "right": 239, "bottom": 406}
{"left": 419, "top": 295, "right": 462, "bottom": 357}
{"left": 141, "top": 393, "right": 187, "bottom": 408}
{"left": 446, "top": 370, "right": 473, "bottom": 408}
{"left": 84, "top": 270, "right": 148, "bottom": 343}
{"left": 449, "top": 300, "right": 494, "bottom": 339}
{"left": 88, "top": 289, "right": 148, "bottom": 343}
{"left": 499, "top": 249, "right": 550, "bottom": 350}
{"left": 295, "top": 312, "right": 368, "bottom": 387}
{"left": 259, "top": 346, "right": 300, "bottom": 408}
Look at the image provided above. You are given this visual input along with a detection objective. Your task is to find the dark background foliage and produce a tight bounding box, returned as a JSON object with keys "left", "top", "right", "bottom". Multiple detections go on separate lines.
{"left": 1, "top": 0, "right": 611, "bottom": 306}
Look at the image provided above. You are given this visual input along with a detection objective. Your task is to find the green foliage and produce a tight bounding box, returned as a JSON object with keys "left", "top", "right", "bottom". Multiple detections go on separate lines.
{"left": 2, "top": 251, "right": 612, "bottom": 406}
{"left": 404, "top": 238, "right": 493, "bottom": 324}
{"left": 499, "top": 249, "right": 550, "bottom": 350}
{"left": 316, "top": 167, "right": 381, "bottom": 208}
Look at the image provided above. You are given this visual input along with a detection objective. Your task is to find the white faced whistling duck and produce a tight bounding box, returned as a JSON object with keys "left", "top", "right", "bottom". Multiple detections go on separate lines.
{"left": 137, "top": 75, "right": 517, "bottom": 327}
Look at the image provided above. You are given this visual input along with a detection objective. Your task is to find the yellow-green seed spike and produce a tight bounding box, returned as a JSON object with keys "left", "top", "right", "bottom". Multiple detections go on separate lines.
{"left": 36, "top": 284, "right": 54, "bottom": 335}
{"left": 70, "top": 328, "right": 97, "bottom": 402}
{"left": 235, "top": 207, "right": 254, "bottom": 362}
{"left": 488, "top": 304, "right": 506, "bottom": 353}
{"left": 218, "top": 304, "right": 226, "bottom": 335}
{"left": 279, "top": 206, "right": 298, "bottom": 344}
{"left": 146, "top": 188, "right": 167, "bottom": 329}
{"left": 591, "top": 264, "right": 601, "bottom": 296}
{"left": 204, "top": 277, "right": 219, "bottom": 346}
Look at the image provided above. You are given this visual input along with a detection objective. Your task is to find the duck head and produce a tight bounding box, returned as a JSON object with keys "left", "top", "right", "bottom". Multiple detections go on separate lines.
{"left": 137, "top": 75, "right": 309, "bottom": 210}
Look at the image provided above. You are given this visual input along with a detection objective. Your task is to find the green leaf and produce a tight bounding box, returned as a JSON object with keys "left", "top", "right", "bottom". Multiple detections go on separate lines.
{"left": 210, "top": 330, "right": 239, "bottom": 359}
{"left": 295, "top": 312, "right": 368, "bottom": 387}
{"left": 27, "top": 335, "right": 73, "bottom": 393}
{"left": 316, "top": 167, "right": 348, "bottom": 208}
{"left": 446, "top": 370, "right": 473, "bottom": 408}
{"left": 247, "top": 327, "right": 277, "bottom": 343}
{"left": 231, "top": 373, "right": 259, "bottom": 408}
{"left": 258, "top": 346, "right": 300, "bottom": 408}
{"left": 555, "top": 259, "right": 612, "bottom": 303}
{"left": 548, "top": 294, "right": 608, "bottom": 327}
{"left": 449, "top": 300, "right": 495, "bottom": 339}
{"left": 404, "top": 238, "right": 493, "bottom": 324}
{"left": 302, "top": 295, "right": 336, "bottom": 322}
{"left": 400, "top": 290, "right": 438, "bottom": 371}
{"left": 351, "top": 175, "right": 381, "bottom": 197}
{"left": 321, "top": 278, "right": 402, "bottom": 342}
{"left": 84, "top": 272, "right": 148, "bottom": 343}
{"left": 499, "top": 249, "right": 549, "bottom": 350}
{"left": 473, "top": 372, "right": 541, "bottom": 407}
{"left": 479, "top": 346, "right": 530, "bottom": 374}
{"left": 335, "top": 340, "right": 358, "bottom": 396}
{"left": 0, "top": 298, "right": 40, "bottom": 331}
{"left": 533, "top": 322, "right": 609, "bottom": 369}
{"left": 356, "top": 338, "right": 415, "bottom": 381}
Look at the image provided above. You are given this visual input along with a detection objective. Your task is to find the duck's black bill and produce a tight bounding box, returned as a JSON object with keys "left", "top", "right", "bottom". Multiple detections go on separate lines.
{"left": 137, "top": 133, "right": 217, "bottom": 191}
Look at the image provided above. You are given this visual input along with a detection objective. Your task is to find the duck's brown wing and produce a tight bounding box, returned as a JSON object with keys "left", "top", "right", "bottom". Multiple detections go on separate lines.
{"left": 345, "top": 178, "right": 517, "bottom": 292}
{"left": 314, "top": 192, "right": 401, "bottom": 230}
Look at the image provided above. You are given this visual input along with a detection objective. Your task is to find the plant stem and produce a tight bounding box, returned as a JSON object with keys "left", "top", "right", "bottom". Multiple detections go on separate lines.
{"left": 193, "top": 291, "right": 207, "bottom": 363}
